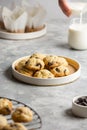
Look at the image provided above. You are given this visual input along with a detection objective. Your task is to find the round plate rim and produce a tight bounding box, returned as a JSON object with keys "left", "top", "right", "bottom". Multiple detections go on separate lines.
{"left": 11, "top": 55, "right": 81, "bottom": 86}
{"left": 0, "top": 24, "right": 47, "bottom": 40}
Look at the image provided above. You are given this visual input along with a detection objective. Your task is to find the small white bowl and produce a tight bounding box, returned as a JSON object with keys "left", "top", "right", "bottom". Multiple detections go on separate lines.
{"left": 72, "top": 96, "right": 87, "bottom": 118}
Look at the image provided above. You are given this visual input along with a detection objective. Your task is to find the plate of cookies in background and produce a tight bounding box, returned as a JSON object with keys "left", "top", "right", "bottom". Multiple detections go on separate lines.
{"left": 0, "top": 1, "right": 46, "bottom": 40}
{"left": 12, "top": 53, "right": 81, "bottom": 86}
{"left": 0, "top": 97, "right": 42, "bottom": 130}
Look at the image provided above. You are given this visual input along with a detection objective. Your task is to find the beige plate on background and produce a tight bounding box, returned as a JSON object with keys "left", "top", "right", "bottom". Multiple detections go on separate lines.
{"left": 0, "top": 25, "right": 47, "bottom": 40}
{"left": 12, "top": 56, "right": 81, "bottom": 86}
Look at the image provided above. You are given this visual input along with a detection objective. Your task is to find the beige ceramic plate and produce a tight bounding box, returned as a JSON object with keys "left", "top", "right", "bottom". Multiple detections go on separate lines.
{"left": 0, "top": 25, "right": 46, "bottom": 40}
{"left": 12, "top": 56, "right": 81, "bottom": 86}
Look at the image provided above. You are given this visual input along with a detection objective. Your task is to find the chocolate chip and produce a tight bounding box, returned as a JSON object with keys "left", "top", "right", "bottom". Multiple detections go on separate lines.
{"left": 18, "top": 109, "right": 23, "bottom": 113}
{"left": 30, "top": 56, "right": 33, "bottom": 58}
{"left": 48, "top": 62, "right": 53, "bottom": 66}
{"left": 56, "top": 68, "right": 60, "bottom": 72}
{"left": 78, "top": 97, "right": 83, "bottom": 103}
{"left": 35, "top": 57, "right": 39, "bottom": 59}
{"left": 81, "top": 102, "right": 87, "bottom": 106}
{"left": 75, "top": 96, "right": 87, "bottom": 106}
{"left": 64, "top": 69, "right": 67, "bottom": 74}
{"left": 10, "top": 123, "right": 18, "bottom": 128}
{"left": 5, "top": 107, "right": 11, "bottom": 113}
{"left": 36, "top": 63, "right": 42, "bottom": 68}
{"left": 25, "top": 60, "right": 29, "bottom": 64}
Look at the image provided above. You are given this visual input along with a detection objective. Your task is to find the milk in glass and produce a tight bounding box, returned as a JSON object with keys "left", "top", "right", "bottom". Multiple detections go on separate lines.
{"left": 68, "top": 19, "right": 87, "bottom": 50}
{"left": 68, "top": 2, "right": 87, "bottom": 50}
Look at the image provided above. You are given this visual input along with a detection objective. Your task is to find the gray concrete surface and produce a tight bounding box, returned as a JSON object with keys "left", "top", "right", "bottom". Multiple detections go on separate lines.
{"left": 0, "top": 0, "right": 87, "bottom": 130}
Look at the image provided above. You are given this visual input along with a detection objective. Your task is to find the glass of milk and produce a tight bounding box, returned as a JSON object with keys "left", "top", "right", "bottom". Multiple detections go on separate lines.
{"left": 68, "top": 18, "right": 87, "bottom": 50}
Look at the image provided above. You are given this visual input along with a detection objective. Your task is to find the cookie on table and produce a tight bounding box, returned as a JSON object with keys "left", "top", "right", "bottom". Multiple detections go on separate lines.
{"left": 15, "top": 59, "right": 27, "bottom": 71}
{"left": 34, "top": 69, "right": 54, "bottom": 78}
{"left": 30, "top": 53, "right": 46, "bottom": 60}
{"left": 25, "top": 57, "right": 45, "bottom": 71}
{"left": 0, "top": 115, "right": 8, "bottom": 129}
{"left": 12, "top": 106, "right": 33, "bottom": 123}
{"left": 50, "top": 65, "right": 70, "bottom": 77}
{"left": 2, "top": 123, "right": 27, "bottom": 130}
{"left": 0, "top": 98, "right": 13, "bottom": 115}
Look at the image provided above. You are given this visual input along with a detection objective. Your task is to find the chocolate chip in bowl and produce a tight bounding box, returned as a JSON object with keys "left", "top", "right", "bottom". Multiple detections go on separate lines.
{"left": 72, "top": 96, "right": 87, "bottom": 117}
{"left": 75, "top": 96, "right": 87, "bottom": 106}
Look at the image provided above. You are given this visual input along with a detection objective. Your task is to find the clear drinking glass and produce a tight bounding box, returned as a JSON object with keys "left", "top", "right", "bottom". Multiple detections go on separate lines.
{"left": 68, "top": 18, "right": 87, "bottom": 50}
{"left": 68, "top": 1, "right": 87, "bottom": 15}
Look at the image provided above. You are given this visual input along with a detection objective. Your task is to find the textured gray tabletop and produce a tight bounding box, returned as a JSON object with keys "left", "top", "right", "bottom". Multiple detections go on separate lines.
{"left": 0, "top": 0, "right": 87, "bottom": 130}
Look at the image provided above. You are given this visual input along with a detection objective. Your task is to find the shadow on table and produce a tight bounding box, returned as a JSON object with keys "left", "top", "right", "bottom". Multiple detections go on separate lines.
{"left": 65, "top": 108, "right": 82, "bottom": 119}
{"left": 56, "top": 43, "right": 76, "bottom": 51}
{"left": 4, "top": 66, "right": 29, "bottom": 85}
{"left": 4, "top": 66, "right": 46, "bottom": 87}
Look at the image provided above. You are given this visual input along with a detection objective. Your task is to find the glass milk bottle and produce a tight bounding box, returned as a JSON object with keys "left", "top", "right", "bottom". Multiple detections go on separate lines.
{"left": 67, "top": 0, "right": 87, "bottom": 50}
{"left": 68, "top": 1, "right": 87, "bottom": 15}
{"left": 68, "top": 18, "right": 87, "bottom": 50}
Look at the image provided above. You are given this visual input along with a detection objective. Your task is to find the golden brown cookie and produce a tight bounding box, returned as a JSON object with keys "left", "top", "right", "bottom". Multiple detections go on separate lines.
{"left": 0, "top": 98, "right": 13, "bottom": 115}
{"left": 16, "top": 66, "right": 34, "bottom": 77}
{"left": 34, "top": 69, "right": 54, "bottom": 78}
{"left": 43, "top": 55, "right": 59, "bottom": 69}
{"left": 12, "top": 106, "right": 33, "bottom": 123}
{"left": 50, "top": 65, "right": 70, "bottom": 77}
{"left": 2, "top": 123, "right": 27, "bottom": 130}
{"left": 30, "top": 53, "right": 46, "bottom": 60}
{"left": 57, "top": 56, "right": 68, "bottom": 66}
{"left": 0, "top": 115, "right": 8, "bottom": 129}
{"left": 44, "top": 55, "right": 68, "bottom": 69}
{"left": 25, "top": 57, "right": 45, "bottom": 71}
{"left": 15, "top": 59, "right": 27, "bottom": 71}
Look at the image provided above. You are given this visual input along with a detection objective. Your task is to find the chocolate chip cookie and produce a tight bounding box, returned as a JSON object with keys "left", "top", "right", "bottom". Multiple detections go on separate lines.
{"left": 2, "top": 123, "right": 27, "bottom": 130}
{"left": 0, "top": 98, "right": 13, "bottom": 115}
{"left": 34, "top": 69, "right": 54, "bottom": 78}
{"left": 12, "top": 106, "right": 33, "bottom": 123}
{"left": 25, "top": 57, "right": 45, "bottom": 70}
{"left": 51, "top": 65, "right": 70, "bottom": 77}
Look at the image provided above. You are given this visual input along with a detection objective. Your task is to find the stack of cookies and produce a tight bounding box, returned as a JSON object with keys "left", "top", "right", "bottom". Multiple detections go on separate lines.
{"left": 0, "top": 98, "right": 33, "bottom": 130}
{"left": 15, "top": 53, "right": 70, "bottom": 78}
